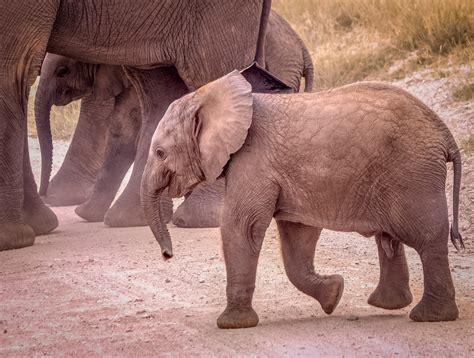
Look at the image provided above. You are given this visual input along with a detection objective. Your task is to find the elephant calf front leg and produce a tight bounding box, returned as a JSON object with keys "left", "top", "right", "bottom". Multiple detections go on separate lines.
{"left": 368, "top": 234, "right": 413, "bottom": 310}
{"left": 217, "top": 185, "right": 278, "bottom": 329}
{"left": 277, "top": 220, "right": 344, "bottom": 315}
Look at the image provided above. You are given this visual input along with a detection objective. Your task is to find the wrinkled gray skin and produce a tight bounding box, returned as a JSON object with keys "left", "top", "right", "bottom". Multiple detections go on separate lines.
{"left": 35, "top": 11, "right": 314, "bottom": 227}
{"left": 0, "top": 0, "right": 274, "bottom": 250}
{"left": 142, "top": 72, "right": 463, "bottom": 328}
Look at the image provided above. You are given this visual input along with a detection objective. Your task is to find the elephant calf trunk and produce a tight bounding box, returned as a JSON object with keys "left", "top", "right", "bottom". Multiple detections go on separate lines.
{"left": 140, "top": 179, "right": 173, "bottom": 259}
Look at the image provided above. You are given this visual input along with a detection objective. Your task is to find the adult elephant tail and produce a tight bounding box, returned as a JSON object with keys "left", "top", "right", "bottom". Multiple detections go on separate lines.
{"left": 255, "top": 0, "right": 273, "bottom": 67}
{"left": 34, "top": 78, "right": 54, "bottom": 197}
{"left": 302, "top": 44, "right": 314, "bottom": 92}
{"left": 447, "top": 138, "right": 464, "bottom": 251}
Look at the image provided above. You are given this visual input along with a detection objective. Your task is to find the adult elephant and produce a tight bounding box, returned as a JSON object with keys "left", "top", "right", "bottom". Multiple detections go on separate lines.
{"left": 34, "top": 11, "right": 314, "bottom": 227}
{"left": 0, "top": 0, "right": 278, "bottom": 250}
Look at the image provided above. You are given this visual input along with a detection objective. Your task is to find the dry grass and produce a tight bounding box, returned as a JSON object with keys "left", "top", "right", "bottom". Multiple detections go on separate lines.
{"left": 452, "top": 82, "right": 474, "bottom": 102}
{"left": 273, "top": 0, "right": 474, "bottom": 90}
{"left": 461, "top": 135, "right": 474, "bottom": 155}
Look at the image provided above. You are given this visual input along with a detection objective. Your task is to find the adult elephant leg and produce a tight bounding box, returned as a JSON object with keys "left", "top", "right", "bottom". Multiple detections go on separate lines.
{"left": 75, "top": 87, "right": 140, "bottom": 222}
{"left": 104, "top": 66, "right": 188, "bottom": 227}
{"left": 23, "top": 133, "right": 58, "bottom": 235}
{"left": 46, "top": 96, "right": 115, "bottom": 206}
{"left": 367, "top": 234, "right": 413, "bottom": 309}
{"left": 172, "top": 179, "right": 225, "bottom": 228}
{"left": 0, "top": 2, "right": 59, "bottom": 250}
{"left": 0, "top": 89, "right": 36, "bottom": 250}
{"left": 277, "top": 220, "right": 344, "bottom": 315}
{"left": 102, "top": 113, "right": 159, "bottom": 226}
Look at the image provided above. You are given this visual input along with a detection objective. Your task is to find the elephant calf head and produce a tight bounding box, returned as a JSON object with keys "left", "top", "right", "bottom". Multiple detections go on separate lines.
{"left": 141, "top": 71, "right": 253, "bottom": 258}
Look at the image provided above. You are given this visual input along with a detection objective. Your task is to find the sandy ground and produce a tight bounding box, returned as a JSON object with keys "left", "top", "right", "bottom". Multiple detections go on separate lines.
{"left": 1, "top": 69, "right": 473, "bottom": 356}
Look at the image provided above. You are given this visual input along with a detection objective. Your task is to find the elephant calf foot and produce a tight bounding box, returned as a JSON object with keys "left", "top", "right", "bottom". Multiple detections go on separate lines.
{"left": 0, "top": 224, "right": 35, "bottom": 251}
{"left": 217, "top": 306, "right": 259, "bottom": 329}
{"left": 409, "top": 296, "right": 459, "bottom": 322}
{"left": 368, "top": 284, "right": 413, "bottom": 310}
{"left": 24, "top": 204, "right": 58, "bottom": 236}
{"left": 317, "top": 274, "right": 344, "bottom": 314}
{"left": 75, "top": 198, "right": 110, "bottom": 222}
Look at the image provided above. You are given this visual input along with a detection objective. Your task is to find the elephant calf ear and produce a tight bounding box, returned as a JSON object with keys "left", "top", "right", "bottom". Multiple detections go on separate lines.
{"left": 93, "top": 65, "right": 130, "bottom": 100}
{"left": 196, "top": 71, "right": 253, "bottom": 183}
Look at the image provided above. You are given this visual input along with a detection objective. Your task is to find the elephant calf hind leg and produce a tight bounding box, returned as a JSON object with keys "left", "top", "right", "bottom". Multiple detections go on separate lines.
{"left": 277, "top": 220, "right": 344, "bottom": 315}
{"left": 410, "top": 244, "right": 458, "bottom": 322}
{"left": 368, "top": 233, "right": 413, "bottom": 310}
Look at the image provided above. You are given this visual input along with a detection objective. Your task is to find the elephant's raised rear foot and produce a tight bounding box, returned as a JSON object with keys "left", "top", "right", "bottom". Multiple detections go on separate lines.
{"left": 0, "top": 224, "right": 35, "bottom": 251}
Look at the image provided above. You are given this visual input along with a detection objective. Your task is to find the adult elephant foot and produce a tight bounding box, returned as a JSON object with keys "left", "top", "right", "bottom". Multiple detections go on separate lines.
{"left": 0, "top": 224, "right": 36, "bottom": 251}
{"left": 23, "top": 203, "right": 58, "bottom": 236}
{"left": 44, "top": 178, "right": 94, "bottom": 207}
{"left": 75, "top": 196, "right": 111, "bottom": 222}
{"left": 104, "top": 192, "right": 173, "bottom": 227}
{"left": 172, "top": 180, "right": 224, "bottom": 228}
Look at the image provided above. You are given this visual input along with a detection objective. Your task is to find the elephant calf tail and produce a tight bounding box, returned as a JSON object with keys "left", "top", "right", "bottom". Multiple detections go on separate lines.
{"left": 448, "top": 144, "right": 465, "bottom": 251}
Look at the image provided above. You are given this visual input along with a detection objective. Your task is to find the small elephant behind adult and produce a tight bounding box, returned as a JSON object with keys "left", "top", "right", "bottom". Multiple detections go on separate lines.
{"left": 141, "top": 72, "right": 464, "bottom": 328}
{"left": 35, "top": 55, "right": 177, "bottom": 223}
{"left": 35, "top": 54, "right": 130, "bottom": 205}
{"left": 34, "top": 10, "right": 315, "bottom": 228}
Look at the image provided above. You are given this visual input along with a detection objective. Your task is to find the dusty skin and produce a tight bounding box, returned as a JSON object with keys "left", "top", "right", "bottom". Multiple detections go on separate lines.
{"left": 1, "top": 204, "right": 473, "bottom": 356}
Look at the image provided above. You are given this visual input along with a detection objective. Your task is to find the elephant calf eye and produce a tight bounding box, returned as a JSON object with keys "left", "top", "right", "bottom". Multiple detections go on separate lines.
{"left": 155, "top": 148, "right": 167, "bottom": 160}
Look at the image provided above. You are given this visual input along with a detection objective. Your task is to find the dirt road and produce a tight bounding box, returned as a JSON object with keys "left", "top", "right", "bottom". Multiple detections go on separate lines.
{"left": 1, "top": 205, "right": 473, "bottom": 357}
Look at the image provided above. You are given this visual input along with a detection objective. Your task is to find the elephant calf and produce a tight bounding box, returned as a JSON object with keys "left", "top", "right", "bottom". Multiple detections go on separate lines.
{"left": 141, "top": 72, "right": 464, "bottom": 328}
